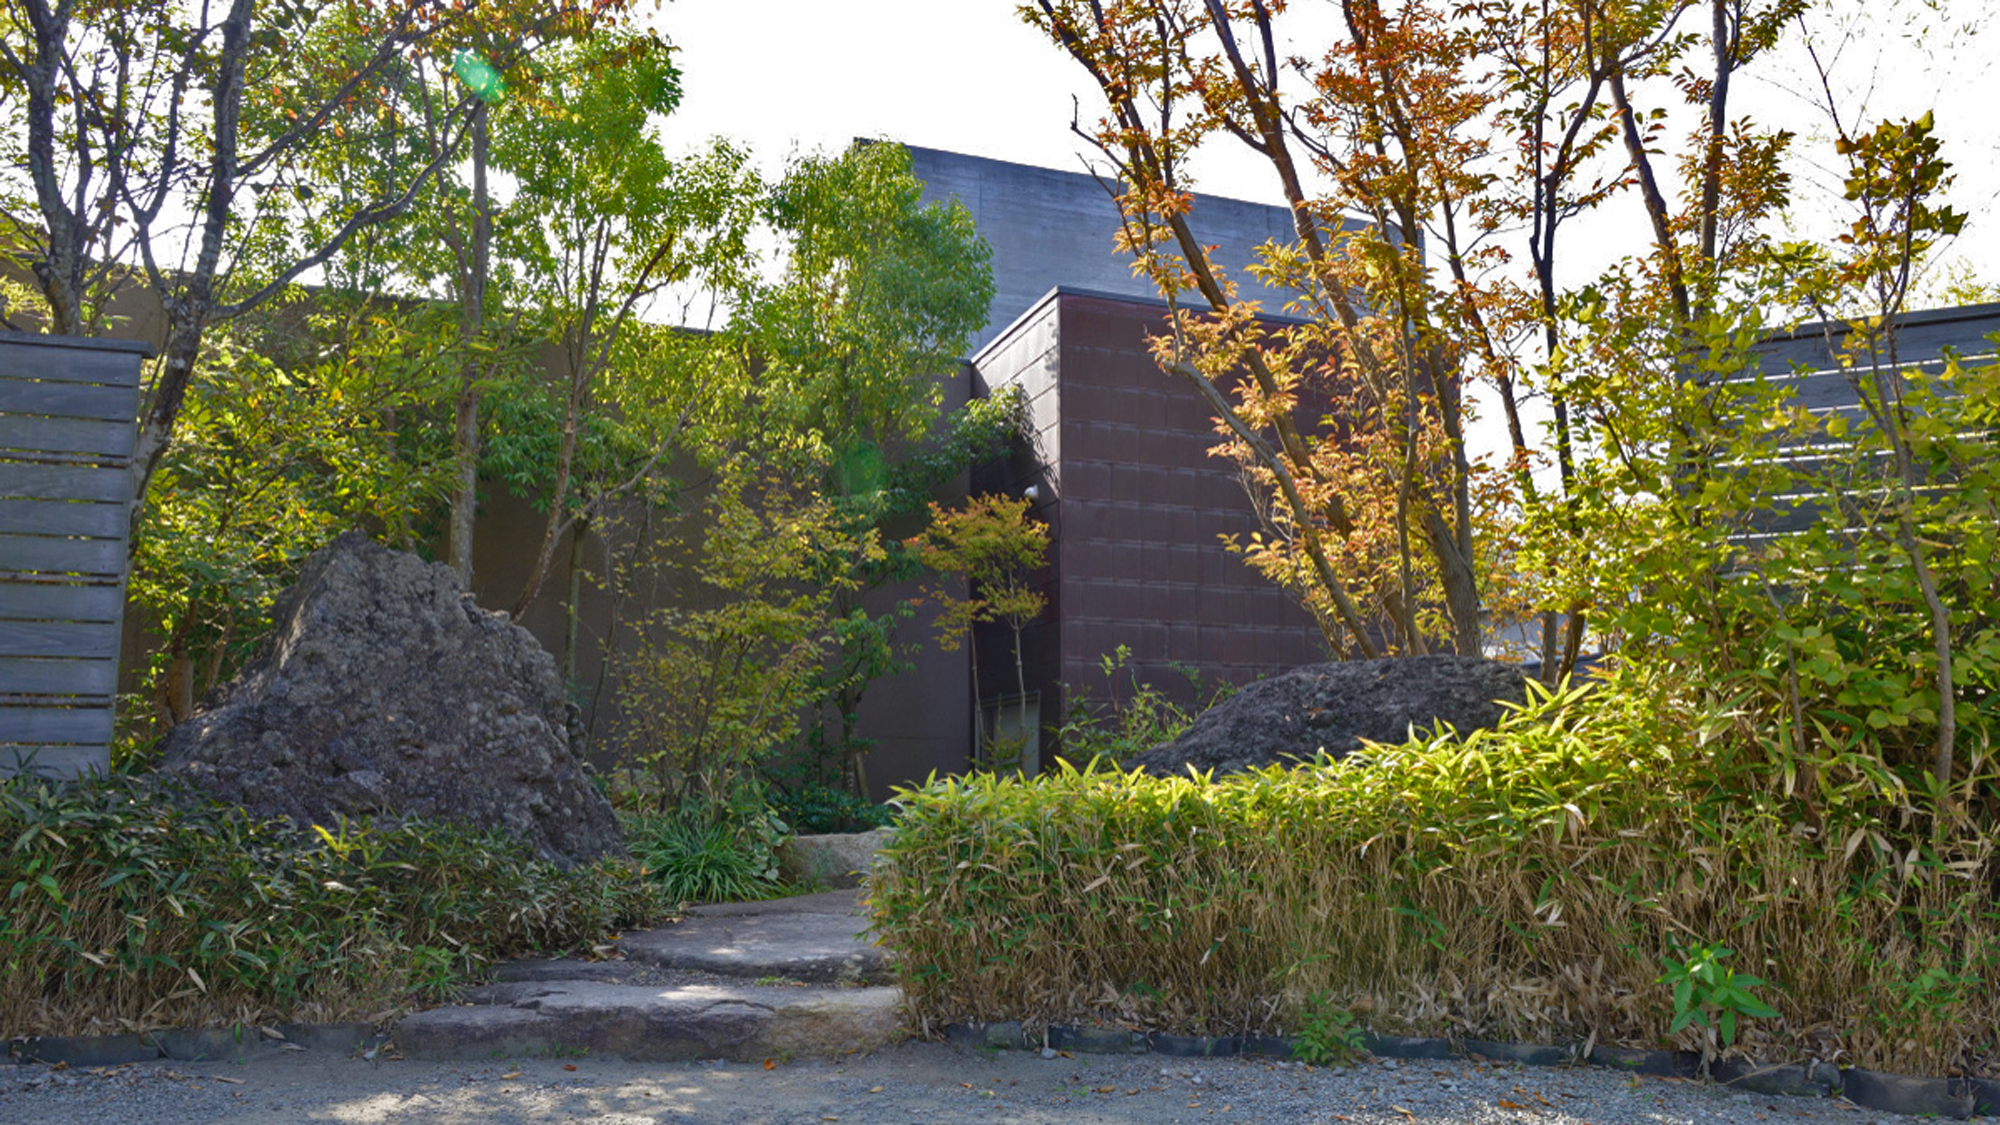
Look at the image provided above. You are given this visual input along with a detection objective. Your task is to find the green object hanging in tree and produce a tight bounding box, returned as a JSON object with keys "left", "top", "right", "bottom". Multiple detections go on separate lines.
{"left": 453, "top": 49, "right": 505, "bottom": 104}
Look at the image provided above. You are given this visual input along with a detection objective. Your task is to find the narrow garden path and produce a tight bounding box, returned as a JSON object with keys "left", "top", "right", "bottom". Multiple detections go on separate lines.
{"left": 396, "top": 888, "right": 899, "bottom": 1063}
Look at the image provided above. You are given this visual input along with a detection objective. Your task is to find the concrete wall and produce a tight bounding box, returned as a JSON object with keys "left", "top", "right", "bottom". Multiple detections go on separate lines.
{"left": 906, "top": 145, "right": 1309, "bottom": 353}
{"left": 967, "top": 295, "right": 1064, "bottom": 767}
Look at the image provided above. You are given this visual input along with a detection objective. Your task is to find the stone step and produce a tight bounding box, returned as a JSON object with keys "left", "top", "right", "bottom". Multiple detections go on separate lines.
{"left": 395, "top": 887, "right": 903, "bottom": 1062}
{"left": 394, "top": 981, "right": 902, "bottom": 1062}
{"left": 616, "top": 888, "right": 892, "bottom": 986}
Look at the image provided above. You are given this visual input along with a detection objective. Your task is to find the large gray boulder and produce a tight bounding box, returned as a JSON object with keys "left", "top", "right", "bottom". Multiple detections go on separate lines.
{"left": 160, "top": 531, "right": 623, "bottom": 866}
{"left": 1127, "top": 656, "right": 1530, "bottom": 777}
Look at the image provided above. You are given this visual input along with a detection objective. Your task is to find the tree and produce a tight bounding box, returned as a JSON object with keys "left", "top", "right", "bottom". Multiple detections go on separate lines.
{"left": 483, "top": 31, "right": 759, "bottom": 618}
{"left": 913, "top": 495, "right": 1050, "bottom": 770}
{"left": 727, "top": 141, "right": 998, "bottom": 794}
{"left": 129, "top": 291, "right": 457, "bottom": 732}
{"left": 611, "top": 457, "right": 871, "bottom": 814}
{"left": 0, "top": 0, "right": 621, "bottom": 529}
{"left": 1021, "top": 0, "right": 1802, "bottom": 668}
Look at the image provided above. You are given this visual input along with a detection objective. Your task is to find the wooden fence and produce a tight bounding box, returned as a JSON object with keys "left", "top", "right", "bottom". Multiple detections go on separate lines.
{"left": 0, "top": 332, "right": 150, "bottom": 779}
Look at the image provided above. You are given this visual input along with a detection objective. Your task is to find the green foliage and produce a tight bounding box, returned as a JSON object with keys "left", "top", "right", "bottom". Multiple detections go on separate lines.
{"left": 912, "top": 495, "right": 1050, "bottom": 767}
{"left": 610, "top": 458, "right": 875, "bottom": 810}
{"left": 913, "top": 496, "right": 1050, "bottom": 644}
{"left": 871, "top": 670, "right": 2000, "bottom": 1072}
{"left": 126, "top": 298, "right": 458, "bottom": 748}
{"left": 1547, "top": 282, "right": 2000, "bottom": 782}
{"left": 623, "top": 804, "right": 786, "bottom": 906}
{"left": 740, "top": 140, "right": 994, "bottom": 458}
{"left": 764, "top": 780, "right": 897, "bottom": 836}
{"left": 1058, "top": 646, "right": 1234, "bottom": 765}
{"left": 0, "top": 772, "right": 664, "bottom": 1036}
{"left": 1660, "top": 944, "right": 1780, "bottom": 1054}
{"left": 1290, "top": 995, "right": 1367, "bottom": 1066}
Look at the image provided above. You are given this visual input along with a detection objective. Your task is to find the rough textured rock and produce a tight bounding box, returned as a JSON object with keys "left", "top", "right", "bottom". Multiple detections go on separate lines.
{"left": 777, "top": 828, "right": 892, "bottom": 890}
{"left": 1127, "top": 656, "right": 1530, "bottom": 777}
{"left": 159, "top": 531, "right": 622, "bottom": 866}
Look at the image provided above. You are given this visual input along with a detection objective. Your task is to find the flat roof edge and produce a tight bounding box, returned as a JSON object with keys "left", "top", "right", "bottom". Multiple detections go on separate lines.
{"left": 0, "top": 331, "right": 155, "bottom": 357}
{"left": 1760, "top": 300, "right": 2000, "bottom": 345}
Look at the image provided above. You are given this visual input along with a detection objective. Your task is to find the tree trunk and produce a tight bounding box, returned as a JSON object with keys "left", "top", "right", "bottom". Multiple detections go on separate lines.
{"left": 1013, "top": 622, "right": 1031, "bottom": 774}
{"left": 129, "top": 313, "right": 207, "bottom": 538}
{"left": 447, "top": 104, "right": 491, "bottom": 590}
{"left": 562, "top": 513, "right": 589, "bottom": 689}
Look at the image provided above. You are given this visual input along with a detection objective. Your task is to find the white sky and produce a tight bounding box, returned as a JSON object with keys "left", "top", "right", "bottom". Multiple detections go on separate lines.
{"left": 652, "top": 0, "right": 1999, "bottom": 305}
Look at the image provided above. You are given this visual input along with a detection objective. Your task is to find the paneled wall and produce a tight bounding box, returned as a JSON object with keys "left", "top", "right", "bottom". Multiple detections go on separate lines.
{"left": 0, "top": 333, "right": 150, "bottom": 778}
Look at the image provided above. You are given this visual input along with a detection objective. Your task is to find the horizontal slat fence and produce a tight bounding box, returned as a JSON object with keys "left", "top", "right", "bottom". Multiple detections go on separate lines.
{"left": 0, "top": 332, "right": 150, "bottom": 779}
{"left": 1728, "top": 303, "right": 1999, "bottom": 547}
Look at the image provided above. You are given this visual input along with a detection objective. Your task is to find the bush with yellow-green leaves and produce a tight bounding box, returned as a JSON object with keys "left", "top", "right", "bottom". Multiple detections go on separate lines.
{"left": 871, "top": 667, "right": 1999, "bottom": 1077}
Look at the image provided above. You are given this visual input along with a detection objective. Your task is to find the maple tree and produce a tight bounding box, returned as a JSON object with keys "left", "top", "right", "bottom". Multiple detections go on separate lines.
{"left": 1023, "top": 0, "right": 1803, "bottom": 668}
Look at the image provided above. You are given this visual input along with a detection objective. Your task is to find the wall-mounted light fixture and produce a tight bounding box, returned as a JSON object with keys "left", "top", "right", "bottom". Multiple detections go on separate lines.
{"left": 1022, "top": 484, "right": 1042, "bottom": 501}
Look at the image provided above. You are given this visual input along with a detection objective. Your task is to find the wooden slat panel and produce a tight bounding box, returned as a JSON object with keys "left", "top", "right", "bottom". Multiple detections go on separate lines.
{"left": 0, "top": 462, "right": 132, "bottom": 502}
{"left": 0, "top": 583, "right": 123, "bottom": 622}
{"left": 1758, "top": 316, "right": 2000, "bottom": 365}
{"left": 0, "top": 344, "right": 145, "bottom": 387}
{"left": 1736, "top": 498, "right": 1832, "bottom": 538}
{"left": 0, "top": 534, "right": 125, "bottom": 576}
{"left": 0, "top": 705, "right": 115, "bottom": 744}
{"left": 0, "top": 378, "right": 139, "bottom": 421}
{"left": 0, "top": 499, "right": 125, "bottom": 538}
{"left": 0, "top": 619, "right": 120, "bottom": 659}
{"left": 0, "top": 743, "right": 109, "bottom": 780}
{"left": 0, "top": 414, "right": 134, "bottom": 458}
{"left": 0, "top": 657, "right": 118, "bottom": 696}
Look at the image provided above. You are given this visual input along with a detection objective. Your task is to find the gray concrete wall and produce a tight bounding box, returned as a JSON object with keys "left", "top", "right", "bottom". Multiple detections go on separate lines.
{"left": 967, "top": 294, "right": 1064, "bottom": 769}
{"left": 906, "top": 145, "right": 1309, "bottom": 353}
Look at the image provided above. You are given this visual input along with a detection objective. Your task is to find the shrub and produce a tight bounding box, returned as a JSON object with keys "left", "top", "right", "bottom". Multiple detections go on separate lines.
{"left": 1057, "top": 645, "right": 1233, "bottom": 765}
{"left": 871, "top": 666, "right": 2000, "bottom": 1076}
{"left": 765, "top": 780, "right": 896, "bottom": 836}
{"left": 623, "top": 803, "right": 787, "bottom": 905}
{"left": 0, "top": 773, "right": 665, "bottom": 1037}
{"left": 608, "top": 459, "right": 869, "bottom": 813}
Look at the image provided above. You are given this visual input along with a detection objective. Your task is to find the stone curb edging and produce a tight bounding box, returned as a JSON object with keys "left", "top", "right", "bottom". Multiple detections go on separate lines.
{"left": 6, "top": 1022, "right": 383, "bottom": 1067}
{"left": 942, "top": 1024, "right": 1999, "bottom": 1120}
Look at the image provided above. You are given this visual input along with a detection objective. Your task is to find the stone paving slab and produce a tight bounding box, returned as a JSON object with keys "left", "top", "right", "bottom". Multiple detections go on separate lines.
{"left": 398, "top": 889, "right": 903, "bottom": 1064}
{"left": 683, "top": 887, "right": 868, "bottom": 918}
{"left": 616, "top": 889, "right": 891, "bottom": 985}
{"left": 394, "top": 982, "right": 902, "bottom": 1063}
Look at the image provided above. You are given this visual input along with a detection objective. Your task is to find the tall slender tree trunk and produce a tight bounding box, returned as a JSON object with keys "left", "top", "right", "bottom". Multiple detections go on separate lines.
{"left": 1012, "top": 621, "right": 1032, "bottom": 774}
{"left": 562, "top": 513, "right": 589, "bottom": 688}
{"left": 447, "top": 104, "right": 492, "bottom": 590}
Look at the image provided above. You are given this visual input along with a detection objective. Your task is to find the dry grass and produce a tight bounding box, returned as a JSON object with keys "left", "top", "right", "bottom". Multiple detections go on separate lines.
{"left": 871, "top": 669, "right": 2000, "bottom": 1077}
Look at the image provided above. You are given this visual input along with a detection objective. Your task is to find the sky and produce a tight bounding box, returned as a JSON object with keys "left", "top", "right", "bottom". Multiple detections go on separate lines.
{"left": 650, "top": 0, "right": 2000, "bottom": 304}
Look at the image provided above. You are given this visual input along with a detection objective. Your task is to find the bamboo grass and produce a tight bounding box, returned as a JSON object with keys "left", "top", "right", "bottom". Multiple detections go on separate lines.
{"left": 0, "top": 774, "right": 665, "bottom": 1037}
{"left": 872, "top": 669, "right": 2000, "bottom": 1077}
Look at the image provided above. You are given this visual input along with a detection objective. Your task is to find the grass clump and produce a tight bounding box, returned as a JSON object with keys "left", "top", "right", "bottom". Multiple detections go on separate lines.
{"left": 871, "top": 665, "right": 2000, "bottom": 1077}
{"left": 623, "top": 804, "right": 787, "bottom": 905}
{"left": 0, "top": 772, "right": 667, "bottom": 1038}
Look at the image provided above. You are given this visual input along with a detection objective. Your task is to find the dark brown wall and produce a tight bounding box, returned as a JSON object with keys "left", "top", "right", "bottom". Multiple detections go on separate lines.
{"left": 971, "top": 290, "right": 1331, "bottom": 760}
{"left": 467, "top": 390, "right": 979, "bottom": 803}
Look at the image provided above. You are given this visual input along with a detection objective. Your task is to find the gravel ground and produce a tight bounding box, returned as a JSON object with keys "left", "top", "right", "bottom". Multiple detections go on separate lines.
{"left": 0, "top": 1041, "right": 1956, "bottom": 1125}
